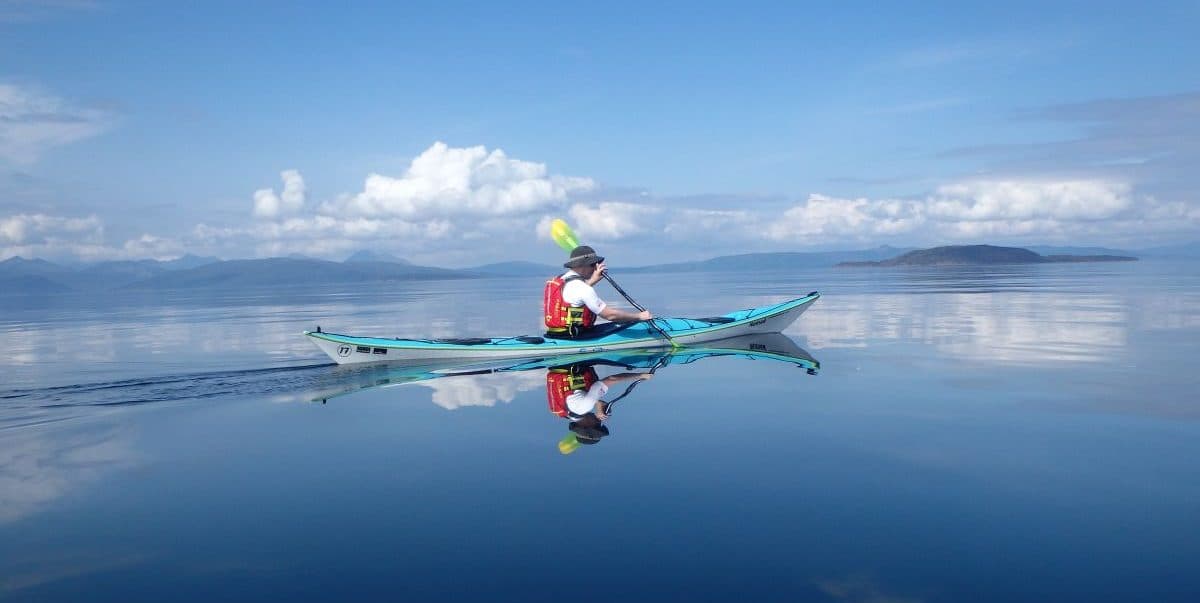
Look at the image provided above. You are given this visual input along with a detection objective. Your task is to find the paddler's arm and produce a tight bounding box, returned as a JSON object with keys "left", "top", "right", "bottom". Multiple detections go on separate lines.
{"left": 600, "top": 372, "right": 653, "bottom": 386}
{"left": 599, "top": 306, "right": 653, "bottom": 323}
{"left": 593, "top": 373, "right": 652, "bottom": 419}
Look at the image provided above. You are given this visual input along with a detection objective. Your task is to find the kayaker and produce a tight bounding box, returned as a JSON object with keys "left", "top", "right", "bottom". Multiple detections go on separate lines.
{"left": 544, "top": 245, "right": 653, "bottom": 339}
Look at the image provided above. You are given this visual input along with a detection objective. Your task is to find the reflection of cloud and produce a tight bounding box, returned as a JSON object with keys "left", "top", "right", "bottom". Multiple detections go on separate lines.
{"left": 3, "top": 551, "right": 144, "bottom": 595}
{"left": 1136, "top": 294, "right": 1200, "bottom": 331}
{"left": 817, "top": 574, "right": 921, "bottom": 603}
{"left": 0, "top": 424, "right": 135, "bottom": 524}
{"left": 793, "top": 291, "right": 1128, "bottom": 365}
{"left": 418, "top": 371, "right": 545, "bottom": 410}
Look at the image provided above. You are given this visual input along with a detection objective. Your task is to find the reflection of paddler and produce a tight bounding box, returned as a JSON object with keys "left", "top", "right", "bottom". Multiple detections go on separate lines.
{"left": 548, "top": 362, "right": 653, "bottom": 454}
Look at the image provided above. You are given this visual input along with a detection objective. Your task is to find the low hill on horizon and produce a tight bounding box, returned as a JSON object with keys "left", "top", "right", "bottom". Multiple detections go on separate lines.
{"left": 345, "top": 250, "right": 411, "bottom": 264}
{"left": 0, "top": 254, "right": 219, "bottom": 292}
{"left": 124, "top": 257, "right": 469, "bottom": 290}
{"left": 839, "top": 245, "right": 1138, "bottom": 267}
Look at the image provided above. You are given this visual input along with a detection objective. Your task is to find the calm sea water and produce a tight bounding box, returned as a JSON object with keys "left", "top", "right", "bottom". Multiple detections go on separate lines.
{"left": 2, "top": 261, "right": 1199, "bottom": 602}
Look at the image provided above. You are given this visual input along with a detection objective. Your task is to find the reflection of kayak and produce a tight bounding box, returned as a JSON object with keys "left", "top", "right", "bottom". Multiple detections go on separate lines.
{"left": 307, "top": 333, "right": 819, "bottom": 403}
{"left": 306, "top": 292, "right": 819, "bottom": 365}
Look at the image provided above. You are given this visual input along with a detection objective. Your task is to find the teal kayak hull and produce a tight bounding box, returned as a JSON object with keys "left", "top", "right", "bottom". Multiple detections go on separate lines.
{"left": 305, "top": 292, "right": 819, "bottom": 365}
{"left": 306, "top": 332, "right": 819, "bottom": 403}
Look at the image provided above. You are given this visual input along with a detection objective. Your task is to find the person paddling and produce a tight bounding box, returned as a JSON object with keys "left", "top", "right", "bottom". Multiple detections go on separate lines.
{"left": 544, "top": 245, "right": 653, "bottom": 339}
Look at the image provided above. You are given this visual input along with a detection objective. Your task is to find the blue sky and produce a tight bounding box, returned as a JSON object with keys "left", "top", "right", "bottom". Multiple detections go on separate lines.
{"left": 1, "top": 0, "right": 1197, "bottom": 265}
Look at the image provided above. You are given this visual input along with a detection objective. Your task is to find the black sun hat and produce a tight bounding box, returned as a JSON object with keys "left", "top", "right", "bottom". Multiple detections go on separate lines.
{"left": 564, "top": 245, "right": 605, "bottom": 269}
{"left": 569, "top": 419, "right": 610, "bottom": 444}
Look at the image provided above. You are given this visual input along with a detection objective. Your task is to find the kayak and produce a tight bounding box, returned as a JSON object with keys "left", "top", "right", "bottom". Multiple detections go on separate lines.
{"left": 307, "top": 332, "right": 819, "bottom": 403}
{"left": 305, "top": 292, "right": 819, "bottom": 365}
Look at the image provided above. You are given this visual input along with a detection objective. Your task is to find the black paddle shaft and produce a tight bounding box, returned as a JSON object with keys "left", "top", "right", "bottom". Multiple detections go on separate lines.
{"left": 602, "top": 273, "right": 645, "bottom": 311}
{"left": 602, "top": 272, "right": 674, "bottom": 343}
{"left": 602, "top": 354, "right": 669, "bottom": 416}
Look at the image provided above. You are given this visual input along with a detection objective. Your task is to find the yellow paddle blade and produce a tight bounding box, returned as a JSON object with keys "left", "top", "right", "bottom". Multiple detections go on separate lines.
{"left": 558, "top": 433, "right": 581, "bottom": 455}
{"left": 550, "top": 218, "right": 580, "bottom": 253}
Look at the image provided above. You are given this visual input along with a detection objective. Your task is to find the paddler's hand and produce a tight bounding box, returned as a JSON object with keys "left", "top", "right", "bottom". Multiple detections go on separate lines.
{"left": 588, "top": 261, "right": 607, "bottom": 285}
{"left": 637, "top": 310, "right": 653, "bottom": 321}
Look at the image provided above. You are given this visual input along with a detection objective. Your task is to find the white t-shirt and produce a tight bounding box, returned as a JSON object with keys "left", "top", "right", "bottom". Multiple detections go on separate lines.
{"left": 561, "top": 270, "right": 607, "bottom": 315}
{"left": 566, "top": 380, "right": 609, "bottom": 417}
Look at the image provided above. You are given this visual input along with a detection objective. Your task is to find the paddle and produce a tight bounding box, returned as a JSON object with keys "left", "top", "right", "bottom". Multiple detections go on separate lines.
{"left": 548, "top": 218, "right": 677, "bottom": 347}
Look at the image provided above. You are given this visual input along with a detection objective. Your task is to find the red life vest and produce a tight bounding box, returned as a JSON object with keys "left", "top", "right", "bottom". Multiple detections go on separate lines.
{"left": 543, "top": 274, "right": 596, "bottom": 333}
{"left": 546, "top": 366, "right": 599, "bottom": 418}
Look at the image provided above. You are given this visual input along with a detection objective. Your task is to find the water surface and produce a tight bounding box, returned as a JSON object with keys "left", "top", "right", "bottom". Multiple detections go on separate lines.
{"left": 2, "top": 261, "right": 1198, "bottom": 602}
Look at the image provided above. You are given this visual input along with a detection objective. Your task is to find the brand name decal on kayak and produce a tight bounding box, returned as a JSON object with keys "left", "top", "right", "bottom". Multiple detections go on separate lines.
{"left": 748, "top": 318, "right": 766, "bottom": 326}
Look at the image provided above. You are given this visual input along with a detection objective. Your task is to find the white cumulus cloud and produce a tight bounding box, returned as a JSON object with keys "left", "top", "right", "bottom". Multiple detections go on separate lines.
{"left": 767, "top": 195, "right": 927, "bottom": 242}
{"left": 327, "top": 142, "right": 594, "bottom": 219}
{"left": 253, "top": 169, "right": 306, "bottom": 218}
{"left": 928, "top": 180, "right": 1131, "bottom": 221}
{"left": 0, "top": 213, "right": 103, "bottom": 245}
{"left": 213, "top": 142, "right": 597, "bottom": 261}
{"left": 0, "top": 213, "right": 191, "bottom": 261}
{"left": 566, "top": 201, "right": 662, "bottom": 240}
{"left": 762, "top": 178, "right": 1190, "bottom": 246}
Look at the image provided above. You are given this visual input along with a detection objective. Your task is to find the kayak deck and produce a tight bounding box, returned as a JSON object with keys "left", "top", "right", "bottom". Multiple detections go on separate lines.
{"left": 306, "top": 292, "right": 819, "bottom": 364}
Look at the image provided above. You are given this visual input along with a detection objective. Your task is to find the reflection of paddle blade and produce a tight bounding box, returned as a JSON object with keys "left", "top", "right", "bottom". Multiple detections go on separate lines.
{"left": 550, "top": 218, "right": 580, "bottom": 253}
{"left": 558, "top": 433, "right": 581, "bottom": 455}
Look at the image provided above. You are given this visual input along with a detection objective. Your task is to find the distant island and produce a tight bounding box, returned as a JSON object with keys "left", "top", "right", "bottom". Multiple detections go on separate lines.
{"left": 837, "top": 245, "right": 1138, "bottom": 267}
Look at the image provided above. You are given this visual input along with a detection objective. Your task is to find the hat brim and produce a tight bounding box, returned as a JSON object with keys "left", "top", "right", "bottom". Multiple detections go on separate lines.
{"left": 564, "top": 254, "right": 604, "bottom": 268}
{"left": 569, "top": 423, "right": 610, "bottom": 442}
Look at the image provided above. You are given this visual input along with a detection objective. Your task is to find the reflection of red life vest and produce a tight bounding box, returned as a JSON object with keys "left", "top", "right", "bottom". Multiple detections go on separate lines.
{"left": 546, "top": 366, "right": 598, "bottom": 418}
{"left": 544, "top": 275, "right": 596, "bottom": 333}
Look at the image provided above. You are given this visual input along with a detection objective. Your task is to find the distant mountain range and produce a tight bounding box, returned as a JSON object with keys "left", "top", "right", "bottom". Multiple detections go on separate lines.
{"left": 0, "top": 252, "right": 556, "bottom": 295}
{"left": 344, "top": 250, "right": 411, "bottom": 264}
{"left": 1, "top": 242, "right": 1193, "bottom": 296}
{"left": 0, "top": 254, "right": 223, "bottom": 294}
{"left": 838, "top": 245, "right": 1138, "bottom": 267}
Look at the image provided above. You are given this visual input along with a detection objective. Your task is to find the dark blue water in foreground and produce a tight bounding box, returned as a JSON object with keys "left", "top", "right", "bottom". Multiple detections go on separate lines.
{"left": 2, "top": 262, "right": 1199, "bottom": 602}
